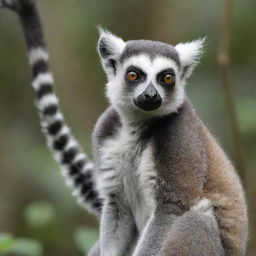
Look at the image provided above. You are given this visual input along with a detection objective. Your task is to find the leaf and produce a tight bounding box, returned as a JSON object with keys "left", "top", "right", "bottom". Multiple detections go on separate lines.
{"left": 23, "top": 201, "right": 56, "bottom": 228}
{"left": 74, "top": 227, "right": 98, "bottom": 254}
{"left": 0, "top": 234, "right": 14, "bottom": 252}
{"left": 5, "top": 238, "right": 43, "bottom": 256}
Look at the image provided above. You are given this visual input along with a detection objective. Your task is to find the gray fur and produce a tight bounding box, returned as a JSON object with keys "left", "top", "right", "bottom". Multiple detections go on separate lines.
{"left": 120, "top": 40, "right": 181, "bottom": 67}
{"left": 83, "top": 30, "right": 247, "bottom": 255}
{"left": 90, "top": 97, "right": 247, "bottom": 255}
{"left": 100, "top": 202, "right": 137, "bottom": 255}
{"left": 160, "top": 206, "right": 224, "bottom": 256}
{"left": 152, "top": 101, "right": 207, "bottom": 210}
{"left": 91, "top": 102, "right": 211, "bottom": 256}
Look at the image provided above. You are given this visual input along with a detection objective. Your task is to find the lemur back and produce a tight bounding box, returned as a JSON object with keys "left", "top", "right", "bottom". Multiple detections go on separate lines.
{"left": 0, "top": 1, "right": 248, "bottom": 255}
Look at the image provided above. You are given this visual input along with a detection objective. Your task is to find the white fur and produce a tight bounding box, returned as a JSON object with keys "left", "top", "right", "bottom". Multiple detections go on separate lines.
{"left": 72, "top": 187, "right": 80, "bottom": 197}
{"left": 37, "top": 94, "right": 58, "bottom": 110}
{"left": 60, "top": 166, "right": 74, "bottom": 187}
{"left": 60, "top": 165, "right": 71, "bottom": 180}
{"left": 83, "top": 161, "right": 94, "bottom": 172}
{"left": 136, "top": 144, "right": 157, "bottom": 231}
{"left": 98, "top": 28, "right": 126, "bottom": 79}
{"left": 64, "top": 137, "right": 77, "bottom": 151}
{"left": 77, "top": 195, "right": 98, "bottom": 215}
{"left": 41, "top": 112, "right": 64, "bottom": 127}
{"left": 106, "top": 55, "right": 185, "bottom": 118}
{"left": 32, "top": 72, "right": 54, "bottom": 90}
{"left": 175, "top": 38, "right": 205, "bottom": 79}
{"left": 28, "top": 47, "right": 49, "bottom": 65}
{"left": 73, "top": 152, "right": 87, "bottom": 163}
{"left": 192, "top": 198, "right": 214, "bottom": 217}
{"left": 98, "top": 28, "right": 126, "bottom": 59}
{"left": 132, "top": 214, "right": 154, "bottom": 256}
{"left": 97, "top": 126, "right": 156, "bottom": 231}
{"left": 97, "top": 126, "right": 157, "bottom": 256}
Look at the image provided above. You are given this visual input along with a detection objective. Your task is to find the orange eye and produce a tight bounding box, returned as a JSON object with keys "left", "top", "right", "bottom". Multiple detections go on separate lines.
{"left": 163, "top": 74, "right": 175, "bottom": 85}
{"left": 127, "top": 71, "right": 139, "bottom": 81}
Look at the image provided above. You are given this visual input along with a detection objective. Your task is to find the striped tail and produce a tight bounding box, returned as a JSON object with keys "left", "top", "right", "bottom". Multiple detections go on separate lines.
{"left": 0, "top": 0, "right": 102, "bottom": 216}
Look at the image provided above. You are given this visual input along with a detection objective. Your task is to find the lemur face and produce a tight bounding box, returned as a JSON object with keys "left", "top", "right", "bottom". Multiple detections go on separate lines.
{"left": 98, "top": 28, "right": 205, "bottom": 117}
{"left": 119, "top": 47, "right": 181, "bottom": 115}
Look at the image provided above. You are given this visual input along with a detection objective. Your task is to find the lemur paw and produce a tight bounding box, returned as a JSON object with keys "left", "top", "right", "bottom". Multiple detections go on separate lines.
{"left": 192, "top": 198, "right": 214, "bottom": 216}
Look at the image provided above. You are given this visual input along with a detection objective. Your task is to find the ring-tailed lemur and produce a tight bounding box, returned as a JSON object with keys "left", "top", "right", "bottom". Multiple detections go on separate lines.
{"left": 0, "top": 1, "right": 248, "bottom": 256}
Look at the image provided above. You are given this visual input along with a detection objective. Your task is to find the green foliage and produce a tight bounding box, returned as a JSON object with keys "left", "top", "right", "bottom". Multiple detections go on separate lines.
{"left": 74, "top": 227, "right": 99, "bottom": 254}
{"left": 5, "top": 238, "right": 43, "bottom": 256}
{"left": 0, "top": 234, "right": 43, "bottom": 256}
{"left": 23, "top": 201, "right": 56, "bottom": 228}
{"left": 0, "top": 234, "right": 14, "bottom": 252}
{"left": 238, "top": 99, "right": 256, "bottom": 136}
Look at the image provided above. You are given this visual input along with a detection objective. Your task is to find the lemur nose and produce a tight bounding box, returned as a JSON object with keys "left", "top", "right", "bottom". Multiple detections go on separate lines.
{"left": 144, "top": 83, "right": 158, "bottom": 101}
{"left": 134, "top": 83, "right": 162, "bottom": 111}
{"left": 144, "top": 91, "right": 157, "bottom": 100}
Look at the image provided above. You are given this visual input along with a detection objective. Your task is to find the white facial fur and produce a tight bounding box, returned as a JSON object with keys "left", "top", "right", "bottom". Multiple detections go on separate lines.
{"left": 98, "top": 29, "right": 205, "bottom": 119}
{"left": 106, "top": 55, "right": 185, "bottom": 117}
{"left": 175, "top": 38, "right": 206, "bottom": 81}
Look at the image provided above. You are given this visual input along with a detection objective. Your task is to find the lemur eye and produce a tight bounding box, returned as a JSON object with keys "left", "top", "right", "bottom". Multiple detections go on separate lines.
{"left": 127, "top": 71, "right": 139, "bottom": 81}
{"left": 162, "top": 74, "right": 175, "bottom": 85}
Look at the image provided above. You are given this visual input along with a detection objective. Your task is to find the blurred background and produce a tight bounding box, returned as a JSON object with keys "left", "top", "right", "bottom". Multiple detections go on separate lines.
{"left": 0, "top": 0, "right": 255, "bottom": 255}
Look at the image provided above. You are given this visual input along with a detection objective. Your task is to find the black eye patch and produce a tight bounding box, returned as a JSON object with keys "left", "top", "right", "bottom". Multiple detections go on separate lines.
{"left": 157, "top": 68, "right": 176, "bottom": 86}
{"left": 125, "top": 65, "right": 146, "bottom": 84}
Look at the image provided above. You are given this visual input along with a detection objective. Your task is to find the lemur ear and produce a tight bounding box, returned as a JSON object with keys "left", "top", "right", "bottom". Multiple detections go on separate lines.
{"left": 97, "top": 27, "right": 126, "bottom": 78}
{"left": 175, "top": 38, "right": 206, "bottom": 80}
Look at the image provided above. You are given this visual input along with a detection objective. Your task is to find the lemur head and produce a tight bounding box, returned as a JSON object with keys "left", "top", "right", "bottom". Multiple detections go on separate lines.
{"left": 98, "top": 28, "right": 205, "bottom": 117}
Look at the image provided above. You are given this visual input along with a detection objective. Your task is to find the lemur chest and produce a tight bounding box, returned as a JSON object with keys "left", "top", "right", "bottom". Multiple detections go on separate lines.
{"left": 97, "top": 129, "right": 156, "bottom": 230}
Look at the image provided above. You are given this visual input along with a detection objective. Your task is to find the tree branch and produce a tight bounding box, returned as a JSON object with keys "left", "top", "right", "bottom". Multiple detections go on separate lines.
{"left": 217, "top": 0, "right": 246, "bottom": 186}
